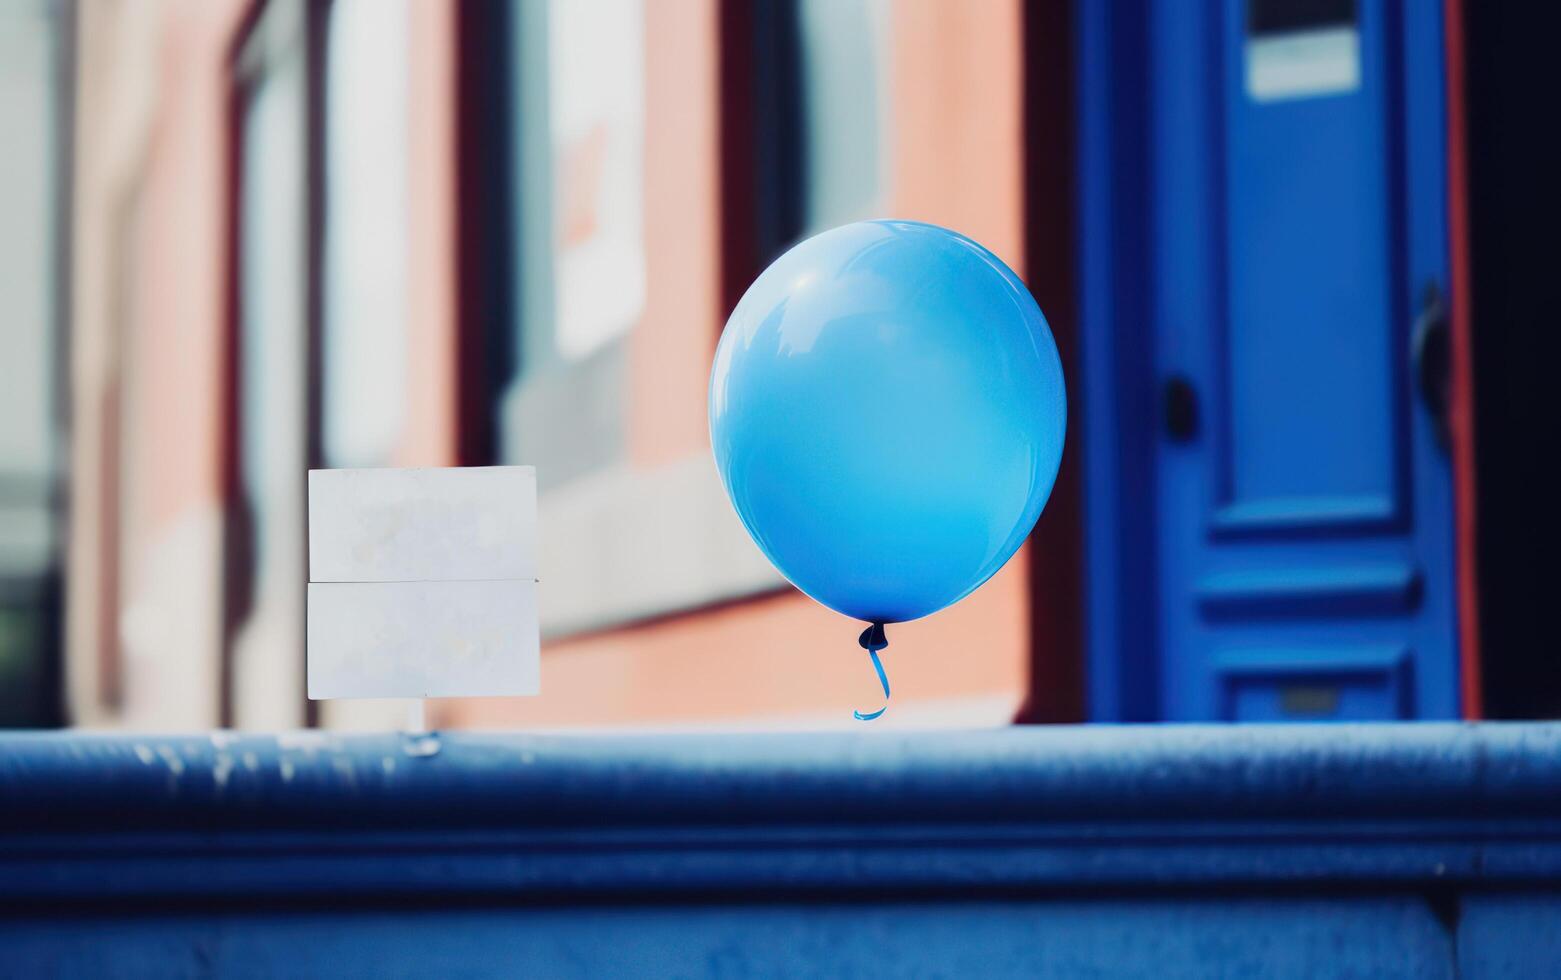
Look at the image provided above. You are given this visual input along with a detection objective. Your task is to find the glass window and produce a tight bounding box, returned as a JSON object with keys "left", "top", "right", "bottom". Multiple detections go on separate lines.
{"left": 501, "top": 0, "right": 646, "bottom": 489}
{"left": 0, "top": 0, "right": 65, "bottom": 727}
{"left": 749, "top": 0, "right": 893, "bottom": 263}
{"left": 547, "top": 0, "right": 646, "bottom": 362}
{"left": 321, "top": 0, "right": 409, "bottom": 469}
{"left": 231, "top": 0, "right": 312, "bottom": 728}
{"left": 0, "top": 0, "right": 62, "bottom": 559}
{"left": 228, "top": 0, "right": 414, "bottom": 725}
{"left": 793, "top": 0, "right": 890, "bottom": 231}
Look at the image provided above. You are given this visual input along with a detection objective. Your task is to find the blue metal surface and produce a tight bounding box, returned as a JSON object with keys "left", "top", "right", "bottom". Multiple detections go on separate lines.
{"left": 2, "top": 726, "right": 1561, "bottom": 975}
{"left": 1080, "top": 0, "right": 1459, "bottom": 721}
{"left": 4, "top": 724, "right": 1561, "bottom": 895}
{"left": 0, "top": 899, "right": 1463, "bottom": 978}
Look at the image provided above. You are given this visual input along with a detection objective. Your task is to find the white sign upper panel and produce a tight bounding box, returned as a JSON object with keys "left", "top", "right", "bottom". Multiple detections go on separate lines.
{"left": 308, "top": 466, "right": 537, "bottom": 583}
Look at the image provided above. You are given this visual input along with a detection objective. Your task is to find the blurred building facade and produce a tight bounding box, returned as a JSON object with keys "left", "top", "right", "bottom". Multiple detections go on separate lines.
{"left": 3, "top": 0, "right": 1552, "bottom": 730}
{"left": 30, "top": 0, "right": 1071, "bottom": 732}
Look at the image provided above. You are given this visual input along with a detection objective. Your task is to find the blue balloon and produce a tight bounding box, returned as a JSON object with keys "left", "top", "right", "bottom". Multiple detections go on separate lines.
{"left": 709, "top": 220, "right": 1066, "bottom": 625}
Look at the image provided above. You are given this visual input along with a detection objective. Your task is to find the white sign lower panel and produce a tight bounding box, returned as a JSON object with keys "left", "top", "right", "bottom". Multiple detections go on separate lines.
{"left": 307, "top": 579, "right": 539, "bottom": 699}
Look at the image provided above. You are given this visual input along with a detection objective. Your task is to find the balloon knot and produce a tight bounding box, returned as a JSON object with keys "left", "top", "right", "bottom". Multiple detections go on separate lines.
{"left": 859, "top": 622, "right": 887, "bottom": 651}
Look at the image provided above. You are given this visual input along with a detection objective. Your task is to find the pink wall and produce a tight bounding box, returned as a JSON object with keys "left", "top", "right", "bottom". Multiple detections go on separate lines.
{"left": 71, "top": 0, "right": 1049, "bottom": 731}
{"left": 440, "top": 0, "right": 1037, "bottom": 730}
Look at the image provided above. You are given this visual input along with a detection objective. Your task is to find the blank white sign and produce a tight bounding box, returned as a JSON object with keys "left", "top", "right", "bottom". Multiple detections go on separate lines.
{"left": 307, "top": 466, "right": 539, "bottom": 700}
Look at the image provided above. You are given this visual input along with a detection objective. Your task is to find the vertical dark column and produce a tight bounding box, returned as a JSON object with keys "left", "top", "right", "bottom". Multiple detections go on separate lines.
{"left": 720, "top": 0, "right": 805, "bottom": 323}
{"left": 218, "top": 11, "right": 254, "bottom": 730}
{"left": 718, "top": 0, "right": 758, "bottom": 323}
{"left": 453, "top": 0, "right": 515, "bottom": 467}
{"left": 1017, "top": 0, "right": 1085, "bottom": 724}
{"left": 1462, "top": 0, "right": 1561, "bottom": 718}
{"left": 44, "top": 0, "right": 77, "bottom": 728}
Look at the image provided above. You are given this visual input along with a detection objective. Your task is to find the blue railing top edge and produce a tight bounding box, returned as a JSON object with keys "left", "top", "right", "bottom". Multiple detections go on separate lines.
{"left": 3, "top": 723, "right": 1560, "bottom": 833}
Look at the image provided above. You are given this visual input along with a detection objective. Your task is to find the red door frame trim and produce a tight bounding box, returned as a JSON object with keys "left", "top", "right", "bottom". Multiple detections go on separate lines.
{"left": 1443, "top": 0, "right": 1482, "bottom": 719}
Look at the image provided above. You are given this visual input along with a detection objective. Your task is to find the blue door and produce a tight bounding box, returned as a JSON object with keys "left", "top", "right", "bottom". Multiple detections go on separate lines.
{"left": 1081, "top": 0, "right": 1460, "bottom": 720}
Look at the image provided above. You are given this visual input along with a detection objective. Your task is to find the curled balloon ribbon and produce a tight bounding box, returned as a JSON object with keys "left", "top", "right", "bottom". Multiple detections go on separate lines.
{"left": 854, "top": 622, "right": 891, "bottom": 721}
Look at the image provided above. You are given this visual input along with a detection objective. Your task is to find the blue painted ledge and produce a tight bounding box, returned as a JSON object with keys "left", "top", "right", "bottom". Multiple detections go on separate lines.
{"left": 3, "top": 723, "right": 1561, "bottom": 901}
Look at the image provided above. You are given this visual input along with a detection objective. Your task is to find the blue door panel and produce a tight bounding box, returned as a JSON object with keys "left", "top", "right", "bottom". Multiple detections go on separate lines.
{"left": 1222, "top": 0, "right": 1402, "bottom": 522}
{"left": 1196, "top": 562, "right": 1422, "bottom": 618}
{"left": 1215, "top": 646, "right": 1413, "bottom": 721}
{"left": 1093, "top": 0, "right": 1460, "bottom": 721}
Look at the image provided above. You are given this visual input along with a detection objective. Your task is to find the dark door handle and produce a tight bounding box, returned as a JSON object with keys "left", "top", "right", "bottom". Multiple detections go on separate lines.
{"left": 1411, "top": 283, "right": 1451, "bottom": 451}
{"left": 1163, "top": 374, "right": 1199, "bottom": 442}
